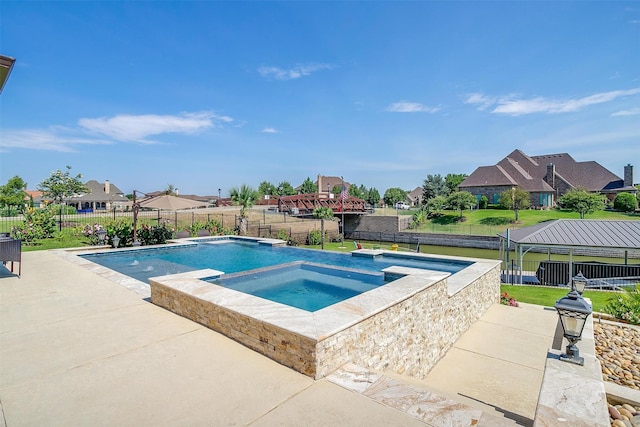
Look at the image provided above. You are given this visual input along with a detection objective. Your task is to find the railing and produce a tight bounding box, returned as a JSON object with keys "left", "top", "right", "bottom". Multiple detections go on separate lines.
{"left": 502, "top": 259, "right": 640, "bottom": 289}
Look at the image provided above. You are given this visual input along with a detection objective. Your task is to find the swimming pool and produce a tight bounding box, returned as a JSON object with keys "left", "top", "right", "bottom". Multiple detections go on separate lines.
{"left": 72, "top": 236, "right": 501, "bottom": 379}
{"left": 211, "top": 261, "right": 387, "bottom": 312}
{"left": 81, "top": 237, "right": 471, "bottom": 284}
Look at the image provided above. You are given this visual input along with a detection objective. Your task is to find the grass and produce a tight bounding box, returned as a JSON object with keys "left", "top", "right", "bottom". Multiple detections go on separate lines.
{"left": 377, "top": 206, "right": 640, "bottom": 235}
{"left": 500, "top": 284, "right": 617, "bottom": 313}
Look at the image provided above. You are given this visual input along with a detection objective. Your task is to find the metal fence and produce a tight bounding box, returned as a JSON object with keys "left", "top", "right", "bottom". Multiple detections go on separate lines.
{"left": 502, "top": 259, "right": 640, "bottom": 289}
{"left": 0, "top": 207, "right": 334, "bottom": 246}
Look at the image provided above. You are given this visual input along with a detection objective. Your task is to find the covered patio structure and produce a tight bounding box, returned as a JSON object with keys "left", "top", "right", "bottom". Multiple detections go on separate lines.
{"left": 498, "top": 219, "right": 640, "bottom": 287}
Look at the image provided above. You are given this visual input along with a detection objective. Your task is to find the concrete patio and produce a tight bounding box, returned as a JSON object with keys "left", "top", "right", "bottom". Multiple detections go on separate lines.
{"left": 0, "top": 250, "right": 560, "bottom": 426}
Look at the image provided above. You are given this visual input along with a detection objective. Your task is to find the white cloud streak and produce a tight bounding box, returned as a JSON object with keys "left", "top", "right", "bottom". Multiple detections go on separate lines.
{"left": 257, "top": 63, "right": 333, "bottom": 81}
{"left": 1, "top": 111, "right": 232, "bottom": 151}
{"left": 385, "top": 101, "right": 440, "bottom": 113}
{"left": 79, "top": 111, "right": 228, "bottom": 142}
{"left": 611, "top": 108, "right": 640, "bottom": 117}
{"left": 0, "top": 128, "right": 113, "bottom": 152}
{"left": 261, "top": 128, "right": 278, "bottom": 133}
{"left": 465, "top": 88, "right": 640, "bottom": 116}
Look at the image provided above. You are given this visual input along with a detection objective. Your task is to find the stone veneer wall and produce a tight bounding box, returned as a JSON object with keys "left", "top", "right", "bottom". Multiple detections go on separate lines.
{"left": 150, "top": 281, "right": 320, "bottom": 377}
{"left": 151, "top": 263, "right": 500, "bottom": 380}
{"left": 315, "top": 264, "right": 500, "bottom": 379}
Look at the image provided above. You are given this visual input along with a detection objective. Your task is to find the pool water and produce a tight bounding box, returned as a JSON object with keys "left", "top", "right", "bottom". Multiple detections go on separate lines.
{"left": 82, "top": 239, "right": 471, "bottom": 283}
{"left": 212, "top": 262, "right": 385, "bottom": 311}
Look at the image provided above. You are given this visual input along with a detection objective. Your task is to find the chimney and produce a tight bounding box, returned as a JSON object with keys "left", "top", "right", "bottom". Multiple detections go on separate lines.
{"left": 104, "top": 180, "right": 111, "bottom": 194}
{"left": 317, "top": 174, "right": 322, "bottom": 194}
{"left": 624, "top": 164, "right": 633, "bottom": 188}
{"left": 546, "top": 164, "right": 555, "bottom": 189}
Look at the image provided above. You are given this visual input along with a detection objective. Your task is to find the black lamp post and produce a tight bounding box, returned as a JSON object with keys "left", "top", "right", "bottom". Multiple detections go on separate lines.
{"left": 572, "top": 271, "right": 588, "bottom": 295}
{"left": 554, "top": 273, "right": 592, "bottom": 366}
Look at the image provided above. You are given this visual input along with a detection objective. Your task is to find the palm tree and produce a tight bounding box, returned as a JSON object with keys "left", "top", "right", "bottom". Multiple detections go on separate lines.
{"left": 229, "top": 185, "right": 258, "bottom": 235}
{"left": 313, "top": 206, "right": 335, "bottom": 250}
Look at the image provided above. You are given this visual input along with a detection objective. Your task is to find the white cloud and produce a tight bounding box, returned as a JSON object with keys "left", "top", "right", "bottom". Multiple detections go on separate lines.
{"left": 611, "top": 108, "right": 640, "bottom": 117}
{"left": 464, "top": 93, "right": 497, "bottom": 111}
{"left": 385, "top": 101, "right": 440, "bottom": 113}
{"left": 466, "top": 88, "right": 640, "bottom": 116}
{"left": 261, "top": 127, "right": 278, "bottom": 133}
{"left": 79, "top": 111, "right": 227, "bottom": 142}
{"left": 0, "top": 111, "right": 233, "bottom": 151}
{"left": 257, "top": 63, "right": 333, "bottom": 81}
{"left": 0, "top": 128, "right": 113, "bottom": 152}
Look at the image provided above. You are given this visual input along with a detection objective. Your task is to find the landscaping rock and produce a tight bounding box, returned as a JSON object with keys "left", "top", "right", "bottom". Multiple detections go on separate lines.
{"left": 595, "top": 322, "right": 640, "bottom": 390}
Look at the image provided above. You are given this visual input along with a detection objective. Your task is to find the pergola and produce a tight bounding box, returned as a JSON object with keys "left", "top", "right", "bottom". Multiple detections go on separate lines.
{"left": 498, "top": 219, "right": 640, "bottom": 285}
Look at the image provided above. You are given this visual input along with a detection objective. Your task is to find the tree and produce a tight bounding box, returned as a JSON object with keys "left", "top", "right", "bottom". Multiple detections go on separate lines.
{"left": 299, "top": 177, "right": 316, "bottom": 194}
{"left": 498, "top": 187, "right": 530, "bottom": 221}
{"left": 0, "top": 175, "right": 27, "bottom": 212}
{"left": 165, "top": 184, "right": 177, "bottom": 195}
{"left": 365, "top": 187, "right": 381, "bottom": 207}
{"left": 257, "top": 181, "right": 276, "bottom": 197}
{"left": 349, "top": 184, "right": 364, "bottom": 199}
{"left": 558, "top": 189, "right": 605, "bottom": 219}
{"left": 383, "top": 187, "right": 408, "bottom": 207}
{"left": 422, "top": 174, "right": 448, "bottom": 203}
{"left": 444, "top": 173, "right": 467, "bottom": 194}
{"left": 613, "top": 192, "right": 638, "bottom": 213}
{"left": 313, "top": 206, "right": 334, "bottom": 250}
{"left": 276, "top": 181, "right": 296, "bottom": 196}
{"left": 37, "top": 166, "right": 88, "bottom": 205}
{"left": 426, "top": 195, "right": 447, "bottom": 215}
{"left": 229, "top": 184, "right": 258, "bottom": 234}
{"left": 446, "top": 191, "right": 476, "bottom": 219}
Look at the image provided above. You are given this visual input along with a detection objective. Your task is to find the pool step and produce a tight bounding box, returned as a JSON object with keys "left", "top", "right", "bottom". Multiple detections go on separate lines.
{"left": 326, "top": 364, "right": 521, "bottom": 426}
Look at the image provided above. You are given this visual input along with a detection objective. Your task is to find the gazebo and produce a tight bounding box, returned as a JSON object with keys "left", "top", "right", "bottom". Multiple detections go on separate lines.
{"left": 498, "top": 219, "right": 640, "bottom": 286}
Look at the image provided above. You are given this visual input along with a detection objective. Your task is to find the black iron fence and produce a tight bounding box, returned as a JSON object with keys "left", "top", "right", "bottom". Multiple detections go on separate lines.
{"left": 502, "top": 259, "right": 640, "bottom": 289}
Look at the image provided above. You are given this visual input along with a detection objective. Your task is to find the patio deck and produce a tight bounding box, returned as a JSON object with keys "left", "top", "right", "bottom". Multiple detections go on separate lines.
{"left": 0, "top": 250, "right": 559, "bottom": 426}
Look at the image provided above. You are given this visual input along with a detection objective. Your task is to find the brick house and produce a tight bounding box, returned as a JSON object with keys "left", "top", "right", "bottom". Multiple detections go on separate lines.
{"left": 65, "top": 180, "right": 131, "bottom": 212}
{"left": 459, "top": 149, "right": 635, "bottom": 208}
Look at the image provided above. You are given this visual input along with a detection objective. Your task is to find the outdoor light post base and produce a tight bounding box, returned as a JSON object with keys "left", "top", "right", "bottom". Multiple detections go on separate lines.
{"left": 560, "top": 343, "right": 584, "bottom": 366}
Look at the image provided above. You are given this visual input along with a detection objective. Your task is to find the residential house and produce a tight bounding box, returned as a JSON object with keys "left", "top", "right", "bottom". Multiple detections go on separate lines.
{"left": 408, "top": 187, "right": 423, "bottom": 206}
{"left": 66, "top": 180, "right": 131, "bottom": 212}
{"left": 459, "top": 149, "right": 635, "bottom": 208}
{"left": 315, "top": 175, "right": 351, "bottom": 197}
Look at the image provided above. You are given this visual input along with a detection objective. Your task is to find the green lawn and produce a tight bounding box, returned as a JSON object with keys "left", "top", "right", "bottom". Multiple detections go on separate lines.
{"left": 500, "top": 284, "right": 616, "bottom": 313}
{"left": 409, "top": 207, "right": 639, "bottom": 235}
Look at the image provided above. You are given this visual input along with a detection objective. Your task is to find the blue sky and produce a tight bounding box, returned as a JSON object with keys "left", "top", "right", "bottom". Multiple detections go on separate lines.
{"left": 1, "top": 1, "right": 639, "bottom": 197}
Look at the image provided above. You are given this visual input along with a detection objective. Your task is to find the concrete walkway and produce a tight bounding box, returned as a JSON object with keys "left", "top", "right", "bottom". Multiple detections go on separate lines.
{"left": 1, "top": 250, "right": 557, "bottom": 426}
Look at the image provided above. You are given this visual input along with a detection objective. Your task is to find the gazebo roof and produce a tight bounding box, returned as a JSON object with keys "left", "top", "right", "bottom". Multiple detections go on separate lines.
{"left": 498, "top": 219, "right": 640, "bottom": 251}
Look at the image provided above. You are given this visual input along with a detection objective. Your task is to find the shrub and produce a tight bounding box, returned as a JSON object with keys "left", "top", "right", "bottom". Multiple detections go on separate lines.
{"left": 205, "top": 218, "right": 225, "bottom": 235}
{"left": 137, "top": 223, "right": 173, "bottom": 245}
{"left": 603, "top": 285, "right": 640, "bottom": 325}
{"left": 613, "top": 192, "right": 638, "bottom": 213}
{"left": 410, "top": 208, "right": 428, "bottom": 229}
{"left": 105, "top": 219, "right": 134, "bottom": 247}
{"left": 11, "top": 206, "right": 57, "bottom": 244}
{"left": 276, "top": 229, "right": 290, "bottom": 241}
{"left": 307, "top": 229, "right": 322, "bottom": 245}
{"left": 479, "top": 195, "right": 489, "bottom": 209}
